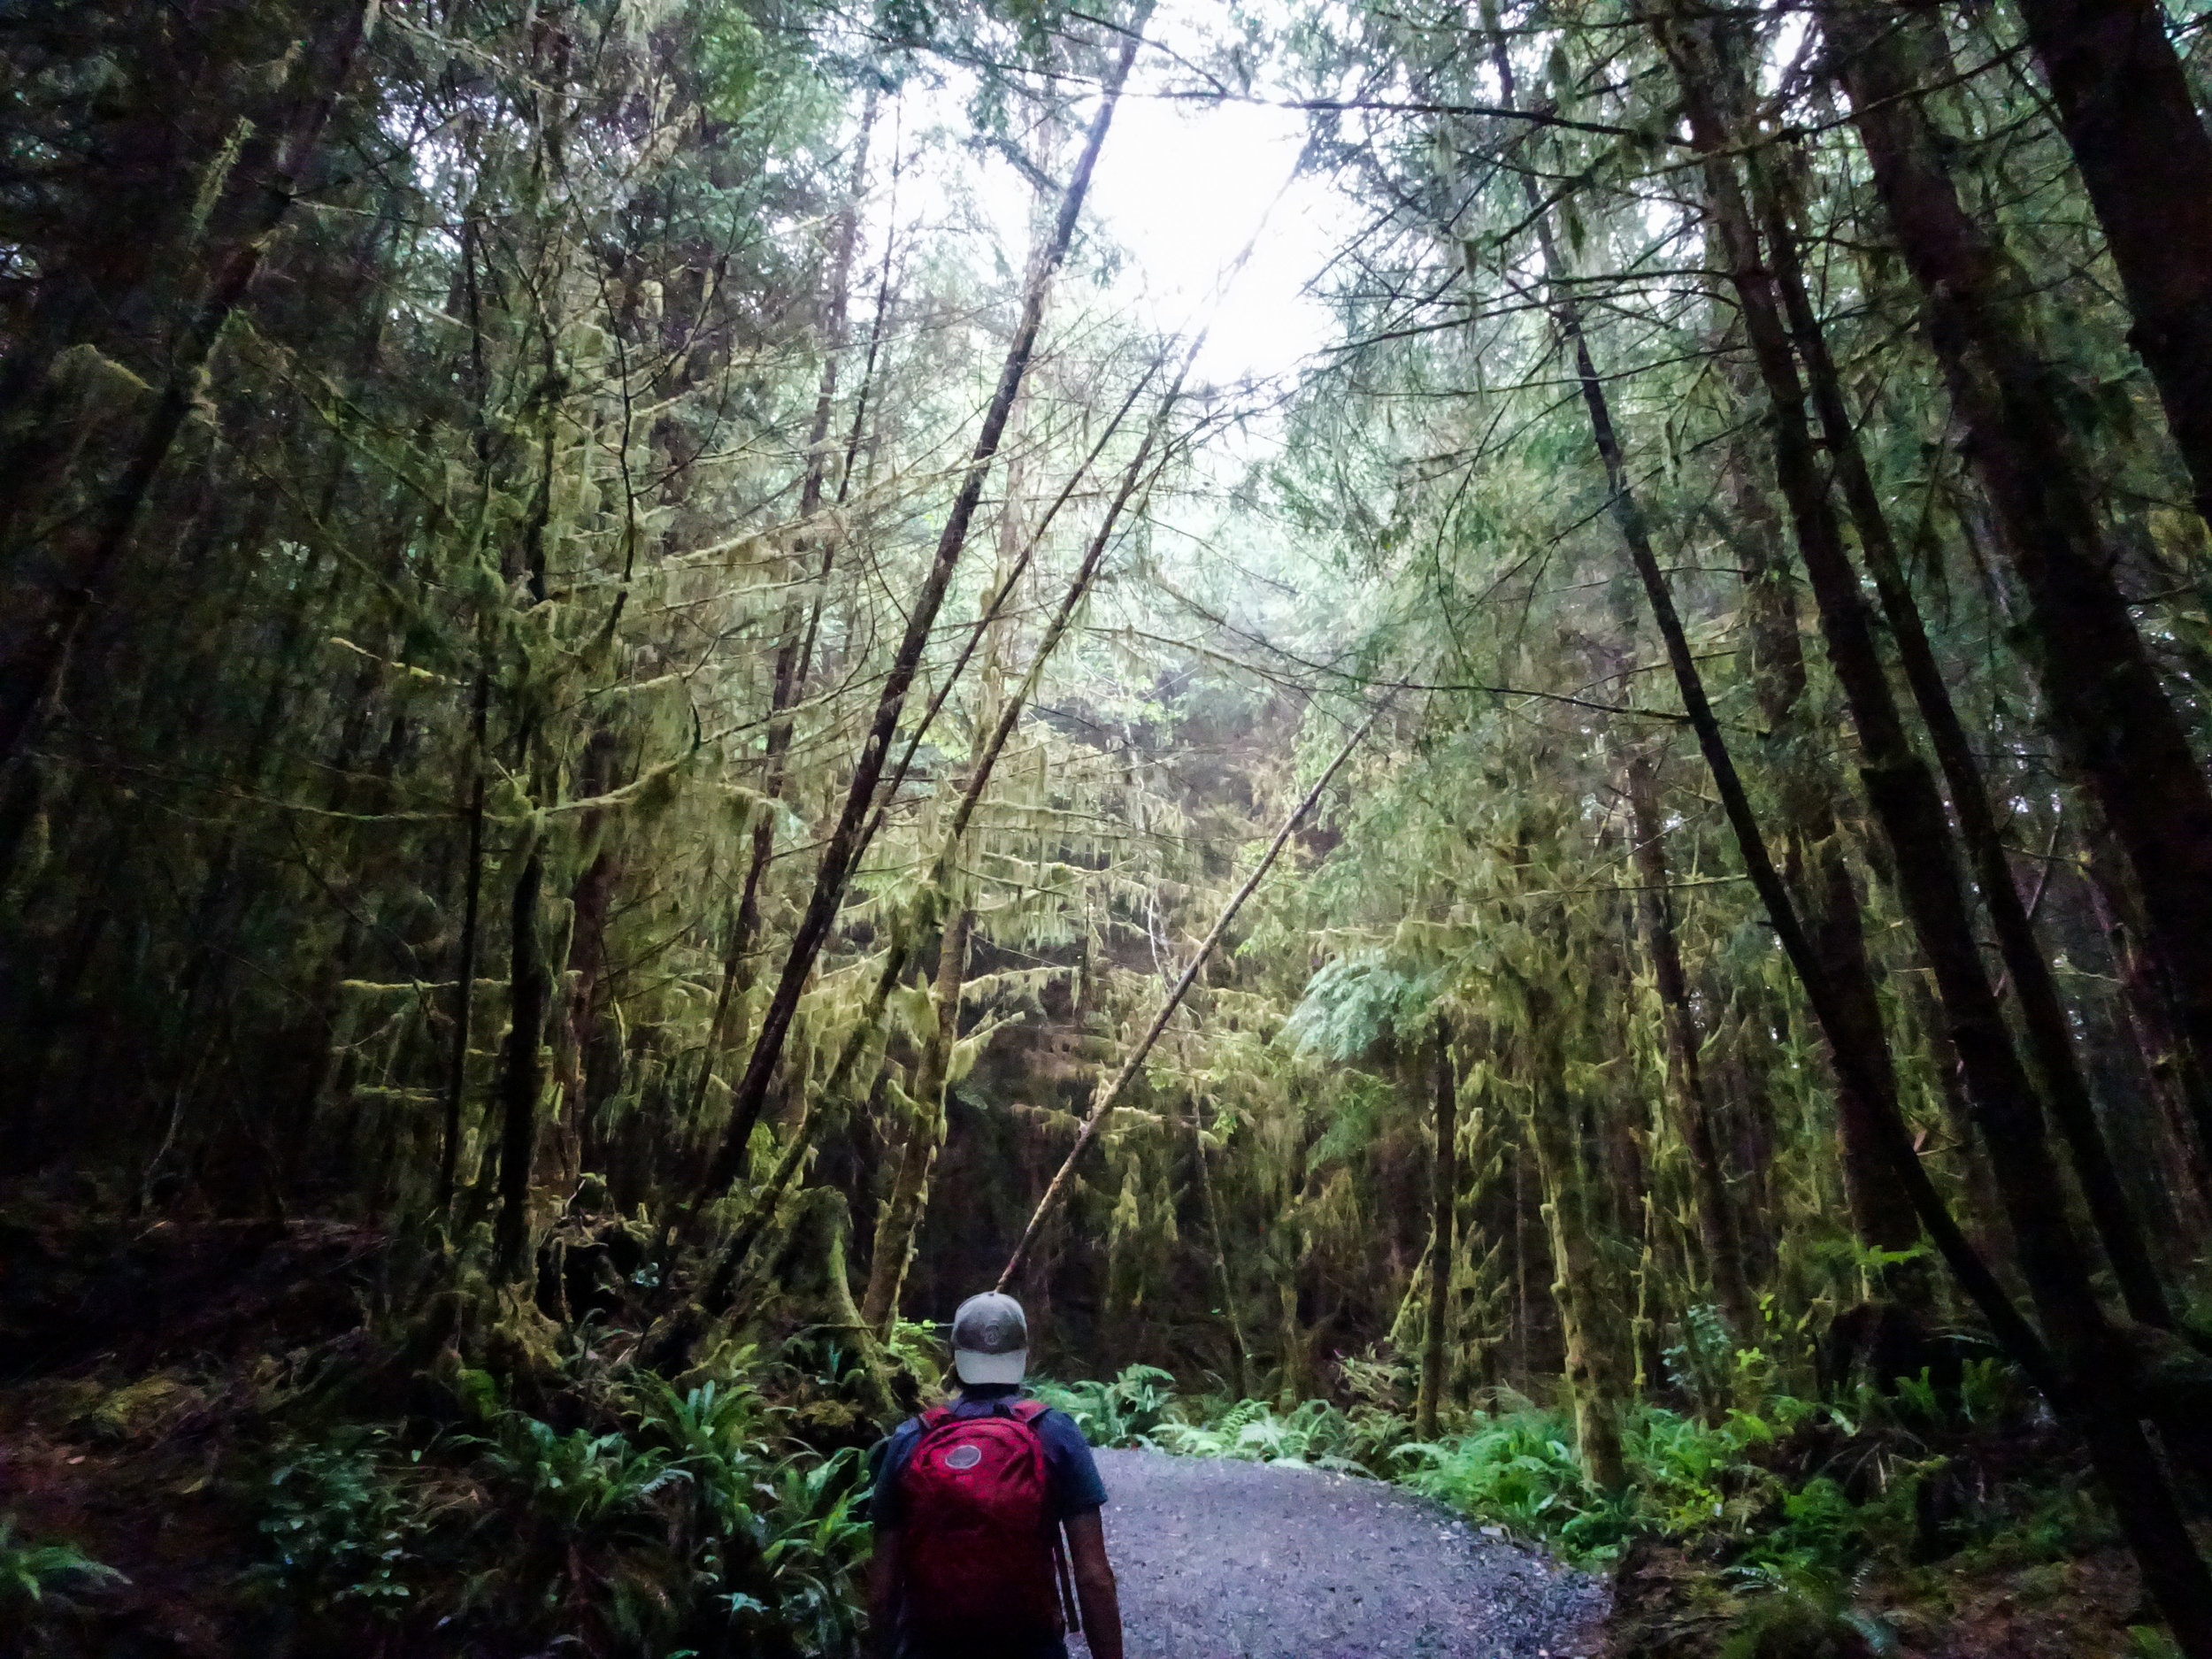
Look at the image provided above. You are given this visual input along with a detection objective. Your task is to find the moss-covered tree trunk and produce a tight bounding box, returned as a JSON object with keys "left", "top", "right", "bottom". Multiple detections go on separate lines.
{"left": 1820, "top": 0, "right": 2212, "bottom": 1199}
{"left": 861, "top": 905, "right": 971, "bottom": 1333}
{"left": 1417, "top": 1026, "right": 1456, "bottom": 1438}
{"left": 495, "top": 842, "right": 548, "bottom": 1284}
{"left": 1522, "top": 993, "right": 1626, "bottom": 1492}
{"left": 1625, "top": 752, "right": 1755, "bottom": 1339}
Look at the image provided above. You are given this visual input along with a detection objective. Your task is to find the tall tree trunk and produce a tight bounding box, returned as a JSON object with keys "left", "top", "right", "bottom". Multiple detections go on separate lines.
{"left": 683, "top": 20, "right": 1148, "bottom": 1233}
{"left": 1625, "top": 752, "right": 1756, "bottom": 1338}
{"left": 1522, "top": 987, "right": 1626, "bottom": 1490}
{"left": 0, "top": 1, "right": 377, "bottom": 766}
{"left": 1669, "top": 8, "right": 2212, "bottom": 1640}
{"left": 1417, "top": 1026, "right": 1458, "bottom": 1439}
{"left": 495, "top": 844, "right": 549, "bottom": 1284}
{"left": 1820, "top": 0, "right": 2212, "bottom": 1178}
{"left": 2006, "top": 0, "right": 2212, "bottom": 526}
{"left": 860, "top": 908, "right": 970, "bottom": 1333}
{"left": 1751, "top": 138, "right": 2170, "bottom": 1329}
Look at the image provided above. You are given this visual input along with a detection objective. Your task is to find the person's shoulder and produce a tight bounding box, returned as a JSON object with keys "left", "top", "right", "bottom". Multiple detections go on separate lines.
{"left": 882, "top": 1410, "right": 934, "bottom": 1454}
{"left": 1030, "top": 1404, "right": 1096, "bottom": 1448}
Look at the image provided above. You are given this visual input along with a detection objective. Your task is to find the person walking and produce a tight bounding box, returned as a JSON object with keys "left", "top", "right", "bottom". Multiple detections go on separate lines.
{"left": 866, "top": 1291, "right": 1124, "bottom": 1659}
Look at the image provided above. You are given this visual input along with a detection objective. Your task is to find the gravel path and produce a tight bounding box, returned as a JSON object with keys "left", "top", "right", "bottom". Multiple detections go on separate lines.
{"left": 1075, "top": 1449, "right": 1605, "bottom": 1659}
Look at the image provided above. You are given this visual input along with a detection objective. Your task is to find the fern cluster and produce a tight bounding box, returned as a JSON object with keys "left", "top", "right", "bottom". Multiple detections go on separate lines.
{"left": 240, "top": 1367, "right": 869, "bottom": 1655}
{"left": 0, "top": 1516, "right": 127, "bottom": 1654}
{"left": 1041, "top": 1355, "right": 2098, "bottom": 1601}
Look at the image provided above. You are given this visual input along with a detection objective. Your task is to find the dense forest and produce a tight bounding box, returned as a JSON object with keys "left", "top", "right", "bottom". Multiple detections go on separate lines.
{"left": 6, "top": 0, "right": 2212, "bottom": 1653}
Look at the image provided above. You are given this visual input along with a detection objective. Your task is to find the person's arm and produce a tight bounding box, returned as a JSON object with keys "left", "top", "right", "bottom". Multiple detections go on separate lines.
{"left": 865, "top": 1524, "right": 902, "bottom": 1659}
{"left": 1064, "top": 1509, "right": 1122, "bottom": 1659}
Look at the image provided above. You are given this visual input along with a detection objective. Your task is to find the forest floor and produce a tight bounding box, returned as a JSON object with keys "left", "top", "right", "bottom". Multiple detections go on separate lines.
{"left": 1082, "top": 1448, "right": 1607, "bottom": 1659}
{"left": 0, "top": 1205, "right": 2170, "bottom": 1657}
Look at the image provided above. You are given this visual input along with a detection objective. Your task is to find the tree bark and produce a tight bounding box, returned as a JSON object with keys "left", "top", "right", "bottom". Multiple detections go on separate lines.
{"left": 1626, "top": 753, "right": 1757, "bottom": 1337}
{"left": 860, "top": 906, "right": 971, "bottom": 1333}
{"left": 2007, "top": 0, "right": 2212, "bottom": 526}
{"left": 1821, "top": 0, "right": 2212, "bottom": 1191}
{"left": 1417, "top": 1027, "right": 1457, "bottom": 1439}
{"left": 684, "top": 19, "right": 1148, "bottom": 1232}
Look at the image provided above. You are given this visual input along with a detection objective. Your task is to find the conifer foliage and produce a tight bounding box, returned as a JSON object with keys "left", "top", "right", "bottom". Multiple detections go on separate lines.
{"left": 7, "top": 0, "right": 2212, "bottom": 1653}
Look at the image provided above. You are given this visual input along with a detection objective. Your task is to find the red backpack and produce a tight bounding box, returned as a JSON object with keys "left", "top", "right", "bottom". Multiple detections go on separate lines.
{"left": 898, "top": 1399, "right": 1072, "bottom": 1640}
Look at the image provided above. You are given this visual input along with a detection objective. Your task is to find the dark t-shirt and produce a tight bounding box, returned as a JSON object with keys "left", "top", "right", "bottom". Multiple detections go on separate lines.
{"left": 870, "top": 1385, "right": 1110, "bottom": 1528}
{"left": 870, "top": 1386, "right": 1109, "bottom": 1659}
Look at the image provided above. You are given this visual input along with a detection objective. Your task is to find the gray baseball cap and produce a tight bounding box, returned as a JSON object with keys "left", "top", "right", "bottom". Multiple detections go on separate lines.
{"left": 949, "top": 1291, "right": 1028, "bottom": 1385}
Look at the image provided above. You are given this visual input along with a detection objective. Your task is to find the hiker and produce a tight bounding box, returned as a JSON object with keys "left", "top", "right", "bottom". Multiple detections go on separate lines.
{"left": 866, "top": 1291, "right": 1125, "bottom": 1659}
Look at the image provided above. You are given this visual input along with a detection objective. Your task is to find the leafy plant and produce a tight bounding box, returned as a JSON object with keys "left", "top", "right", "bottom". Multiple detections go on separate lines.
{"left": 0, "top": 1514, "right": 126, "bottom": 1610}
{"left": 1722, "top": 1563, "right": 1898, "bottom": 1659}
{"left": 733, "top": 1445, "right": 872, "bottom": 1655}
{"left": 243, "top": 1429, "right": 425, "bottom": 1618}
{"left": 1033, "top": 1363, "right": 1179, "bottom": 1448}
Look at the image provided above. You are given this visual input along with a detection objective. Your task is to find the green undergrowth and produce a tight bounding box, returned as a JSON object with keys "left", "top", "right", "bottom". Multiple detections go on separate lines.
{"left": 1034, "top": 1345, "right": 2111, "bottom": 1597}
{"left": 235, "top": 1348, "right": 874, "bottom": 1655}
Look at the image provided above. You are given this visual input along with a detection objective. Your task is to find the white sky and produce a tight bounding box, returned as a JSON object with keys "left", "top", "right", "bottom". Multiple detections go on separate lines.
{"left": 910, "top": 0, "right": 1348, "bottom": 388}
{"left": 1083, "top": 82, "right": 1342, "bottom": 385}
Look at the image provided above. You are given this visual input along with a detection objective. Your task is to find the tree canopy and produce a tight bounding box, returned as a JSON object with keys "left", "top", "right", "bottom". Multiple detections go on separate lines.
{"left": 8, "top": 0, "right": 2212, "bottom": 1652}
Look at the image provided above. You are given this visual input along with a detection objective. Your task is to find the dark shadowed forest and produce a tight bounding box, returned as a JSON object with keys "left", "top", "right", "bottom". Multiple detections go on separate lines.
{"left": 6, "top": 0, "right": 2212, "bottom": 1653}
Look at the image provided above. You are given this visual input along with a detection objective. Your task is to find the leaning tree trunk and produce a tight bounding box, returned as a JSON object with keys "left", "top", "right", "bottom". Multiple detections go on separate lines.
{"left": 1667, "top": 7, "right": 2212, "bottom": 1640}
{"left": 681, "top": 19, "right": 1148, "bottom": 1239}
{"left": 2006, "top": 0, "right": 2212, "bottom": 527}
{"left": 1820, "top": 0, "right": 2212, "bottom": 1189}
